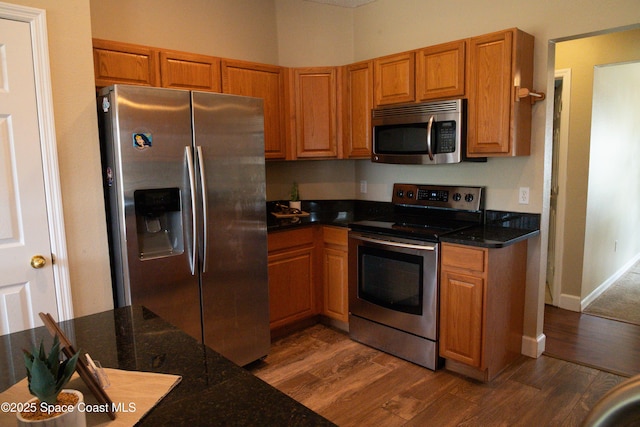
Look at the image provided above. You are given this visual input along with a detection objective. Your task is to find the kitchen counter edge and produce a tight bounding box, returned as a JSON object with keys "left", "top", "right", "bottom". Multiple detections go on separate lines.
{"left": 267, "top": 201, "right": 540, "bottom": 248}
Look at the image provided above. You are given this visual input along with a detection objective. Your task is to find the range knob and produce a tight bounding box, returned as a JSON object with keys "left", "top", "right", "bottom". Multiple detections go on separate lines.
{"left": 453, "top": 193, "right": 462, "bottom": 202}
{"left": 407, "top": 190, "right": 414, "bottom": 199}
{"left": 465, "top": 193, "right": 475, "bottom": 203}
{"left": 396, "top": 189, "right": 404, "bottom": 198}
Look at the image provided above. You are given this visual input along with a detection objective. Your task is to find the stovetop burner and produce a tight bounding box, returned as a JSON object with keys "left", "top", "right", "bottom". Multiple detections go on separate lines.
{"left": 349, "top": 184, "right": 484, "bottom": 241}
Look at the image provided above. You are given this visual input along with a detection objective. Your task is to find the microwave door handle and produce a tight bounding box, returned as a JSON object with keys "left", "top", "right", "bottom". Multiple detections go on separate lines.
{"left": 426, "top": 115, "right": 435, "bottom": 161}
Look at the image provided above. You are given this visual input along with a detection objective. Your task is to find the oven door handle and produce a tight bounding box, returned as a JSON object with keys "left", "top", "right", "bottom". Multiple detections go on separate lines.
{"left": 353, "top": 235, "right": 436, "bottom": 251}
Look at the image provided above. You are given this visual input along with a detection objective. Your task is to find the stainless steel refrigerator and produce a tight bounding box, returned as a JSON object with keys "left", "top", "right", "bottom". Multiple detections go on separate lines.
{"left": 98, "top": 84, "right": 269, "bottom": 366}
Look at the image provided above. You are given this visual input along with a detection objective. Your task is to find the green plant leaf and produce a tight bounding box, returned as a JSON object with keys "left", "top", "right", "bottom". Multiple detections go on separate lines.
{"left": 56, "top": 351, "right": 79, "bottom": 392}
{"left": 47, "top": 336, "right": 61, "bottom": 378}
{"left": 23, "top": 336, "right": 80, "bottom": 405}
{"left": 28, "top": 357, "right": 57, "bottom": 404}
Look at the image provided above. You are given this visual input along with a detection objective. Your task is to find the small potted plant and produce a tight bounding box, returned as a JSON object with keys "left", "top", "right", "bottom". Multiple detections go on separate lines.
{"left": 17, "top": 336, "right": 86, "bottom": 426}
{"left": 289, "top": 182, "right": 301, "bottom": 211}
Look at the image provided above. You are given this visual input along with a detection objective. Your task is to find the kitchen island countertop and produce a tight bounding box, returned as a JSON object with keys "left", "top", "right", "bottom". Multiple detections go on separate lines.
{"left": 0, "top": 306, "right": 335, "bottom": 426}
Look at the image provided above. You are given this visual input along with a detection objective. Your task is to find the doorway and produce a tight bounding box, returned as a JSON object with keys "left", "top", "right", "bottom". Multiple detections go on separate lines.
{"left": 546, "top": 26, "right": 640, "bottom": 312}
{"left": 0, "top": 4, "right": 72, "bottom": 332}
{"left": 546, "top": 69, "right": 571, "bottom": 305}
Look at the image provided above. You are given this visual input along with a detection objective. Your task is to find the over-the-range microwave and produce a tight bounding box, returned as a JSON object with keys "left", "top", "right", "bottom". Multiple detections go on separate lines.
{"left": 371, "top": 99, "right": 484, "bottom": 165}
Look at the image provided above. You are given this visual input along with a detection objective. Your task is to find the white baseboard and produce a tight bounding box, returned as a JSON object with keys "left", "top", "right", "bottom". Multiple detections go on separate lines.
{"left": 558, "top": 294, "right": 582, "bottom": 312}
{"left": 580, "top": 252, "right": 640, "bottom": 310}
{"left": 522, "top": 333, "right": 546, "bottom": 358}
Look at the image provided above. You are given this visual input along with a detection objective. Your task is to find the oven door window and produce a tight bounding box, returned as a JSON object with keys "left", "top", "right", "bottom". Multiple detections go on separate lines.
{"left": 358, "top": 245, "right": 423, "bottom": 315}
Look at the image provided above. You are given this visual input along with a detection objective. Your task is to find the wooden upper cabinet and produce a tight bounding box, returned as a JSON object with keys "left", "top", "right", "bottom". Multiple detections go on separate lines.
{"left": 92, "top": 39, "right": 160, "bottom": 88}
{"left": 416, "top": 40, "right": 466, "bottom": 101}
{"left": 374, "top": 51, "right": 415, "bottom": 106}
{"left": 467, "top": 28, "right": 534, "bottom": 157}
{"left": 291, "top": 67, "right": 340, "bottom": 159}
{"left": 159, "top": 50, "right": 221, "bottom": 92}
{"left": 342, "top": 61, "right": 373, "bottom": 158}
{"left": 221, "top": 60, "right": 287, "bottom": 159}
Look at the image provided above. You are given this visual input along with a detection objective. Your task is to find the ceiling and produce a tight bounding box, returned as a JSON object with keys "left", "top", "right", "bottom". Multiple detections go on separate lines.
{"left": 304, "top": 0, "right": 376, "bottom": 7}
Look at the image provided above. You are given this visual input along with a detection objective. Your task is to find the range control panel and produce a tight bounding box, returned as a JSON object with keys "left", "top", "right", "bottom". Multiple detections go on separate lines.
{"left": 391, "top": 183, "right": 483, "bottom": 211}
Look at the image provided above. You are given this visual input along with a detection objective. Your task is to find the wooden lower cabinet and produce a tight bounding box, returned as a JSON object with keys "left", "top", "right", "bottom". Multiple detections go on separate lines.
{"left": 439, "top": 241, "right": 527, "bottom": 381}
{"left": 267, "top": 227, "right": 320, "bottom": 336}
{"left": 321, "top": 226, "right": 349, "bottom": 323}
{"left": 267, "top": 225, "right": 350, "bottom": 336}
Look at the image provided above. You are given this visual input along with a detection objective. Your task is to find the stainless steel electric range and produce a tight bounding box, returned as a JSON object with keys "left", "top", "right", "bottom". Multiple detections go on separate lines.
{"left": 348, "top": 183, "right": 484, "bottom": 370}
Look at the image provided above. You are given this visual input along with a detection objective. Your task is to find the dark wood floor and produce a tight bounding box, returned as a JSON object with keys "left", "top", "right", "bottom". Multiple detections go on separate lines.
{"left": 251, "top": 322, "right": 628, "bottom": 426}
{"left": 543, "top": 304, "right": 640, "bottom": 377}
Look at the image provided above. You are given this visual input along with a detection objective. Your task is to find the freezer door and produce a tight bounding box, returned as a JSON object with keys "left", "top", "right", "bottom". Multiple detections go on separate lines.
{"left": 192, "top": 91, "right": 270, "bottom": 366}
{"left": 102, "top": 85, "right": 202, "bottom": 343}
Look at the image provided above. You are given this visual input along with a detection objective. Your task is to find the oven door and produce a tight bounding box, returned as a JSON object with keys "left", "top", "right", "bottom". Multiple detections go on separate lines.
{"left": 348, "top": 231, "right": 439, "bottom": 340}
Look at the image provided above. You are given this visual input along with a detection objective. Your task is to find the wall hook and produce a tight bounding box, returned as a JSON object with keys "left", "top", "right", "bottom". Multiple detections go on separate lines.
{"left": 516, "top": 86, "right": 546, "bottom": 104}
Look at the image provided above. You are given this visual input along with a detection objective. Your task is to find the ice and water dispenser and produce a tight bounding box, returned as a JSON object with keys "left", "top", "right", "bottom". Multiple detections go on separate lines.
{"left": 134, "top": 188, "right": 184, "bottom": 259}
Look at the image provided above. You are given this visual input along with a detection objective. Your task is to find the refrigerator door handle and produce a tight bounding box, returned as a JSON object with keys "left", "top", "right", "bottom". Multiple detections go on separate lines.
{"left": 185, "top": 146, "right": 197, "bottom": 275}
{"left": 196, "top": 146, "right": 209, "bottom": 273}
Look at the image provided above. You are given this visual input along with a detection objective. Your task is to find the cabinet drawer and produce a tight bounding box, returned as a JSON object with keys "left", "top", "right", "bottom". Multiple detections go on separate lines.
{"left": 441, "top": 244, "right": 486, "bottom": 273}
{"left": 268, "top": 227, "right": 314, "bottom": 252}
{"left": 323, "top": 226, "right": 348, "bottom": 247}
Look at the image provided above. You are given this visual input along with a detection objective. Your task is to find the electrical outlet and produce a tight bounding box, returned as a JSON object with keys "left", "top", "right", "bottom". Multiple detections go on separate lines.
{"left": 519, "top": 187, "right": 530, "bottom": 204}
{"left": 360, "top": 180, "right": 367, "bottom": 194}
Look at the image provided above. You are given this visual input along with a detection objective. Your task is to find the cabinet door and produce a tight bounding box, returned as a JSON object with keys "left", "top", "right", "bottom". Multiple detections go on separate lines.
{"left": 374, "top": 51, "right": 415, "bottom": 106}
{"left": 416, "top": 40, "right": 466, "bottom": 101}
{"left": 268, "top": 246, "right": 316, "bottom": 329}
{"left": 222, "top": 60, "right": 287, "bottom": 159}
{"left": 159, "top": 50, "right": 221, "bottom": 92}
{"left": 323, "top": 247, "right": 348, "bottom": 322}
{"left": 93, "top": 39, "right": 159, "bottom": 88}
{"left": 342, "top": 61, "right": 373, "bottom": 158}
{"left": 292, "top": 67, "right": 339, "bottom": 158}
{"left": 467, "top": 29, "right": 533, "bottom": 157}
{"left": 322, "top": 227, "right": 348, "bottom": 322}
{"left": 439, "top": 269, "right": 484, "bottom": 368}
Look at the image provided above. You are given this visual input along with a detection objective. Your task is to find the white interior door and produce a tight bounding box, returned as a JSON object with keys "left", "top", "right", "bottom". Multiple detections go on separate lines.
{"left": 0, "top": 16, "right": 58, "bottom": 334}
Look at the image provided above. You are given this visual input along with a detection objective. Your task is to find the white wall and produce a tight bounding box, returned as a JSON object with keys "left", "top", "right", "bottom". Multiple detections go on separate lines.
{"left": 275, "top": 0, "right": 354, "bottom": 67}
{"left": 583, "top": 61, "right": 640, "bottom": 299}
{"left": 555, "top": 29, "right": 640, "bottom": 303}
{"left": 90, "top": 0, "right": 280, "bottom": 64}
{"left": 3, "top": 0, "right": 112, "bottom": 316}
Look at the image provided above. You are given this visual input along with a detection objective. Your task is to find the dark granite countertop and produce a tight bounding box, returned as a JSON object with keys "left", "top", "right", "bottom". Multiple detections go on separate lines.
{"left": 267, "top": 200, "right": 393, "bottom": 232}
{"left": 440, "top": 225, "right": 540, "bottom": 248}
{"left": 0, "top": 306, "right": 335, "bottom": 426}
{"left": 267, "top": 200, "right": 540, "bottom": 248}
{"left": 440, "top": 210, "right": 540, "bottom": 248}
